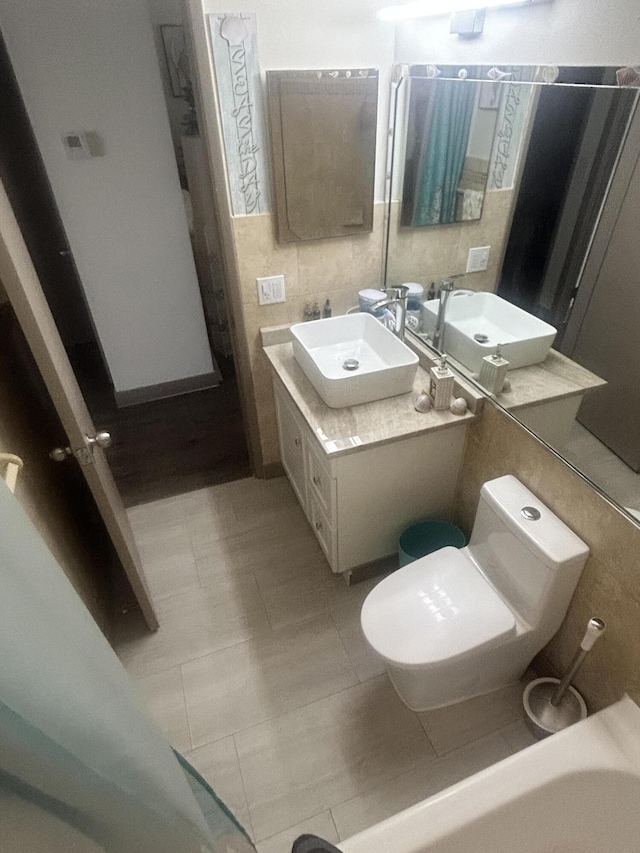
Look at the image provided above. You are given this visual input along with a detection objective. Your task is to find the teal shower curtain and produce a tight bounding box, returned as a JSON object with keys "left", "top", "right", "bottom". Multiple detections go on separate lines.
{"left": 412, "top": 79, "right": 476, "bottom": 226}
{"left": 0, "top": 479, "right": 254, "bottom": 853}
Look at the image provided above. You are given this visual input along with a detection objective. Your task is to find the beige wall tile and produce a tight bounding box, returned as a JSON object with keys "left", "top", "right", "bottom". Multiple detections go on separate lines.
{"left": 229, "top": 207, "right": 385, "bottom": 469}
{"left": 386, "top": 187, "right": 513, "bottom": 292}
{"left": 233, "top": 214, "right": 299, "bottom": 305}
{"left": 453, "top": 403, "right": 640, "bottom": 711}
{"left": 297, "top": 236, "right": 355, "bottom": 295}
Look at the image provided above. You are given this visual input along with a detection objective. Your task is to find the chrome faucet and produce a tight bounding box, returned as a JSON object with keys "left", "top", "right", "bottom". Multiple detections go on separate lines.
{"left": 369, "top": 286, "right": 410, "bottom": 341}
{"left": 432, "top": 275, "right": 465, "bottom": 352}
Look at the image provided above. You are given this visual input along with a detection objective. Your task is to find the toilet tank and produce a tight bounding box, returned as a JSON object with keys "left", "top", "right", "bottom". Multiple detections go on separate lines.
{"left": 468, "top": 475, "right": 589, "bottom": 631}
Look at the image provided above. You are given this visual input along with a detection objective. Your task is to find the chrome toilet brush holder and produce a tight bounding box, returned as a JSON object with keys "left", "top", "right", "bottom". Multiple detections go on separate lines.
{"left": 523, "top": 617, "right": 606, "bottom": 739}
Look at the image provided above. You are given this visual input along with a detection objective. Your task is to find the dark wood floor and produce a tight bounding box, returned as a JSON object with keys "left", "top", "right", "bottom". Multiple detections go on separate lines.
{"left": 71, "top": 345, "right": 251, "bottom": 507}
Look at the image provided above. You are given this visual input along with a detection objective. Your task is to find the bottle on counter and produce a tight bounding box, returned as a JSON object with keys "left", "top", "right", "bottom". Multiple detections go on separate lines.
{"left": 429, "top": 355, "right": 455, "bottom": 411}
{"left": 323, "top": 298, "right": 332, "bottom": 318}
{"left": 478, "top": 345, "right": 509, "bottom": 394}
{"left": 312, "top": 301, "right": 321, "bottom": 320}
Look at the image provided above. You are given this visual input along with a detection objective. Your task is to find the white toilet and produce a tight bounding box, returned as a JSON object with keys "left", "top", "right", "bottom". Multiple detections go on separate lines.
{"left": 361, "top": 475, "right": 589, "bottom": 712}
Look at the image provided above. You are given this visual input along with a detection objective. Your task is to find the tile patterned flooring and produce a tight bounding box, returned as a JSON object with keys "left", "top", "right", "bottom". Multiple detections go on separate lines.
{"left": 113, "top": 476, "right": 538, "bottom": 852}
{"left": 561, "top": 421, "right": 640, "bottom": 513}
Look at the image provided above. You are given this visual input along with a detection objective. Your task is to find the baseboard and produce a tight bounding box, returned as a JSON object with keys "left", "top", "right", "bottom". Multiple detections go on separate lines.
{"left": 261, "top": 461, "right": 285, "bottom": 479}
{"left": 115, "top": 371, "right": 221, "bottom": 407}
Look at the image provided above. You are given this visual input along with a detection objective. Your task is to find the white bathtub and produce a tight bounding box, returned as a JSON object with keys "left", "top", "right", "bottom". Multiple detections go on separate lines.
{"left": 342, "top": 696, "right": 640, "bottom": 853}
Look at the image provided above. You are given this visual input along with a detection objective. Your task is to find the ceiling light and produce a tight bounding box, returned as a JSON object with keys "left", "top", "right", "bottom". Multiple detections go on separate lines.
{"left": 378, "top": 0, "right": 540, "bottom": 20}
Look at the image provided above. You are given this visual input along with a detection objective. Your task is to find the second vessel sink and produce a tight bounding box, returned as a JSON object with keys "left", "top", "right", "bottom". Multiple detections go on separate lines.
{"left": 291, "top": 313, "right": 418, "bottom": 408}
{"left": 423, "top": 292, "right": 557, "bottom": 373}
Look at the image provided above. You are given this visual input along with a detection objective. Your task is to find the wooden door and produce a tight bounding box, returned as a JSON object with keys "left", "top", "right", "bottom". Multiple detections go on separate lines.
{"left": 571, "top": 145, "right": 640, "bottom": 471}
{"left": 0, "top": 178, "right": 158, "bottom": 630}
{"left": 565, "top": 103, "right": 640, "bottom": 472}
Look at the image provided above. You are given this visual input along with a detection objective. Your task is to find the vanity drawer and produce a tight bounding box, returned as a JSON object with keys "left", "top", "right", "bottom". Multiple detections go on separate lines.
{"left": 309, "top": 488, "right": 338, "bottom": 571}
{"left": 274, "top": 383, "right": 307, "bottom": 513}
{"left": 306, "top": 441, "right": 336, "bottom": 523}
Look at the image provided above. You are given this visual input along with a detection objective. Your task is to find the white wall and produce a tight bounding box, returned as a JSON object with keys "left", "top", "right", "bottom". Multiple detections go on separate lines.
{"left": 394, "top": 0, "right": 640, "bottom": 66}
{"left": 199, "top": 0, "right": 396, "bottom": 201}
{"left": 1, "top": 0, "right": 213, "bottom": 393}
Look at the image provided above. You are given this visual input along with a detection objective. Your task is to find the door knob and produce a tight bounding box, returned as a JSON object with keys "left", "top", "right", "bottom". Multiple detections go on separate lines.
{"left": 50, "top": 431, "right": 112, "bottom": 462}
{"left": 86, "top": 431, "right": 112, "bottom": 449}
{"left": 49, "top": 445, "right": 72, "bottom": 462}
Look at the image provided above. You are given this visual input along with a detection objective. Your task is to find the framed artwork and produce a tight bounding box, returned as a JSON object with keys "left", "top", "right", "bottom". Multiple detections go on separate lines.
{"left": 160, "top": 24, "right": 187, "bottom": 98}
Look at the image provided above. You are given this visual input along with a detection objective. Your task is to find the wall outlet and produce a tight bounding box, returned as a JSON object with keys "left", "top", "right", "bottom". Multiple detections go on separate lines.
{"left": 257, "top": 275, "right": 286, "bottom": 305}
{"left": 466, "top": 246, "right": 491, "bottom": 274}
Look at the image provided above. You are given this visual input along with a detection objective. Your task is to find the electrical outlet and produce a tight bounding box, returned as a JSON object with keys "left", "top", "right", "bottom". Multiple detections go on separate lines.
{"left": 257, "top": 275, "right": 286, "bottom": 305}
{"left": 466, "top": 246, "right": 491, "bottom": 274}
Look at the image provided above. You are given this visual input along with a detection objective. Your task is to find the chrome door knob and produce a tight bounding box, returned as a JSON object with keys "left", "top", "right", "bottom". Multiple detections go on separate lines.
{"left": 86, "top": 431, "right": 112, "bottom": 450}
{"left": 49, "top": 446, "right": 72, "bottom": 462}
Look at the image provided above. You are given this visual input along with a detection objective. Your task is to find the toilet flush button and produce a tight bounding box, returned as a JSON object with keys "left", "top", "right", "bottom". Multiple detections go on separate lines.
{"left": 522, "top": 506, "right": 541, "bottom": 521}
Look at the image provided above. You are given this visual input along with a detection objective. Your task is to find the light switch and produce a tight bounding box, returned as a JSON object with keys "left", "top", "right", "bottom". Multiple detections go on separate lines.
{"left": 257, "top": 275, "right": 286, "bottom": 305}
{"left": 466, "top": 246, "right": 491, "bottom": 274}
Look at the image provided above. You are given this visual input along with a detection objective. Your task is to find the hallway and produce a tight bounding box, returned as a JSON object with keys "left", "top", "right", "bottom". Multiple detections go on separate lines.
{"left": 71, "top": 345, "right": 251, "bottom": 506}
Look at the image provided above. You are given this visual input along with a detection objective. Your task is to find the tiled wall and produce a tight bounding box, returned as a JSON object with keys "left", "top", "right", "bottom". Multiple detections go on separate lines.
{"left": 453, "top": 401, "right": 640, "bottom": 711}
{"left": 232, "top": 186, "right": 512, "bottom": 470}
{"left": 386, "top": 188, "right": 514, "bottom": 294}
{"left": 232, "top": 205, "right": 385, "bottom": 468}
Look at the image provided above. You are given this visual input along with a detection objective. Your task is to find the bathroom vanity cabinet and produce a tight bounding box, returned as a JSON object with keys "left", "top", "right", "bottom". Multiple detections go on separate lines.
{"left": 273, "top": 377, "right": 469, "bottom": 579}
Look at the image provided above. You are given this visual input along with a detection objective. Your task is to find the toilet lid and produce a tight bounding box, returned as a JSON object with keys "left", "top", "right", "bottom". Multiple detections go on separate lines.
{"left": 361, "top": 547, "right": 516, "bottom": 667}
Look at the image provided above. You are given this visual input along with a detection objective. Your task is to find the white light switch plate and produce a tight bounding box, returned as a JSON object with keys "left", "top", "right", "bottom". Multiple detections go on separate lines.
{"left": 257, "top": 275, "right": 286, "bottom": 305}
{"left": 466, "top": 246, "right": 491, "bottom": 273}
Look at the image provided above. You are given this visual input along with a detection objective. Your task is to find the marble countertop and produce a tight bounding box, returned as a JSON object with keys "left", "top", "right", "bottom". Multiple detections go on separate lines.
{"left": 264, "top": 342, "right": 475, "bottom": 459}
{"left": 411, "top": 334, "right": 605, "bottom": 410}
{"left": 496, "top": 349, "right": 606, "bottom": 410}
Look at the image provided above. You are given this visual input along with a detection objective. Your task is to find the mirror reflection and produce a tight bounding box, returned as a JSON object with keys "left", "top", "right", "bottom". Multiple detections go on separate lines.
{"left": 401, "top": 76, "right": 501, "bottom": 226}
{"left": 386, "top": 69, "right": 640, "bottom": 521}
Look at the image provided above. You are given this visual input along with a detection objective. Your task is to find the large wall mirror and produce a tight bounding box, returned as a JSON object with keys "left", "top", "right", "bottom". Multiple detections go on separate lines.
{"left": 266, "top": 69, "right": 378, "bottom": 243}
{"left": 384, "top": 64, "right": 640, "bottom": 524}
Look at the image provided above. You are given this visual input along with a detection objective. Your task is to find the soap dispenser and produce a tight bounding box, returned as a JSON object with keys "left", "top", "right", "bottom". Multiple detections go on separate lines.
{"left": 478, "top": 345, "right": 509, "bottom": 394}
{"left": 429, "top": 355, "right": 455, "bottom": 411}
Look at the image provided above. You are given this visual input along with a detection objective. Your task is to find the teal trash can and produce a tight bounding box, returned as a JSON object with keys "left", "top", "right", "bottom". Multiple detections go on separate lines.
{"left": 398, "top": 520, "right": 465, "bottom": 567}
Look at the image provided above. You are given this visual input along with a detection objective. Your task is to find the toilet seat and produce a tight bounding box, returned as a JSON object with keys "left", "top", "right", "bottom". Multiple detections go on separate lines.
{"left": 361, "top": 547, "right": 516, "bottom": 669}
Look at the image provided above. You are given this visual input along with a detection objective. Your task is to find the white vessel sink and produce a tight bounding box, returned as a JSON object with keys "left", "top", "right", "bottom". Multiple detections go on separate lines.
{"left": 423, "top": 292, "right": 557, "bottom": 373}
{"left": 291, "top": 313, "right": 418, "bottom": 408}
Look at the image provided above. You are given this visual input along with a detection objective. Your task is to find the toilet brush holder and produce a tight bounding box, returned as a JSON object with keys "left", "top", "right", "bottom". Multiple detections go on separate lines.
{"left": 523, "top": 617, "right": 606, "bottom": 739}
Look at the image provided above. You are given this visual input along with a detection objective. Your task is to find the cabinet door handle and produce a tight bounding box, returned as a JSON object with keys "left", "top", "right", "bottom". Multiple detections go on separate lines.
{"left": 315, "top": 521, "right": 323, "bottom": 531}
{"left": 294, "top": 438, "right": 301, "bottom": 447}
{"left": 312, "top": 475, "right": 321, "bottom": 486}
